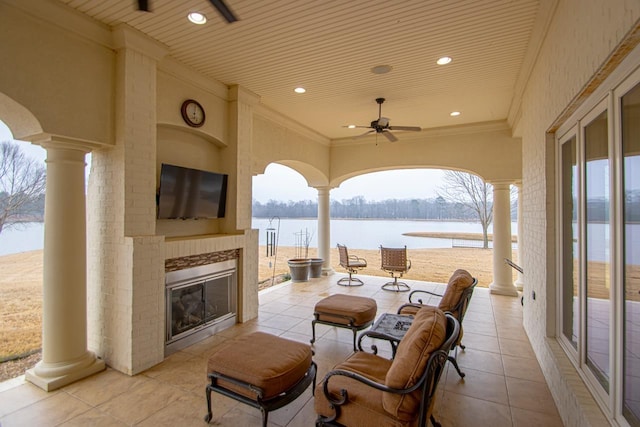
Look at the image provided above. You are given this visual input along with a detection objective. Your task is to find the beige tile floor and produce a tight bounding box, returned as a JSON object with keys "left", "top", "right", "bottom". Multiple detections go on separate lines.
{"left": 0, "top": 273, "right": 564, "bottom": 426}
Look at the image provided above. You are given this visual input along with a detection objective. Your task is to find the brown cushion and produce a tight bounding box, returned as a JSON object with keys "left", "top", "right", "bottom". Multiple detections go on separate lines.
{"left": 397, "top": 304, "right": 421, "bottom": 317}
{"left": 383, "top": 307, "right": 447, "bottom": 420}
{"left": 437, "top": 269, "right": 474, "bottom": 316}
{"left": 314, "top": 294, "right": 377, "bottom": 326}
{"left": 315, "top": 352, "right": 411, "bottom": 427}
{"left": 336, "top": 350, "right": 392, "bottom": 382}
{"left": 207, "top": 331, "right": 312, "bottom": 400}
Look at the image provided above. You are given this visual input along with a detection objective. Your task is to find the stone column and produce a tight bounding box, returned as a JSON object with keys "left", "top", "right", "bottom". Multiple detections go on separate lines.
{"left": 489, "top": 182, "right": 518, "bottom": 296}
{"left": 26, "top": 140, "right": 105, "bottom": 391}
{"left": 514, "top": 183, "right": 524, "bottom": 291}
{"left": 316, "top": 186, "right": 334, "bottom": 275}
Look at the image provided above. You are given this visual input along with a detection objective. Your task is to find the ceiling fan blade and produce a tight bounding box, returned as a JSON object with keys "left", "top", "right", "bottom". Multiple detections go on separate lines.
{"left": 389, "top": 126, "right": 421, "bottom": 132}
{"left": 354, "top": 130, "right": 375, "bottom": 139}
{"left": 382, "top": 130, "right": 398, "bottom": 142}
{"left": 137, "top": 0, "right": 150, "bottom": 12}
{"left": 342, "top": 125, "right": 372, "bottom": 129}
{"left": 208, "top": 0, "right": 239, "bottom": 22}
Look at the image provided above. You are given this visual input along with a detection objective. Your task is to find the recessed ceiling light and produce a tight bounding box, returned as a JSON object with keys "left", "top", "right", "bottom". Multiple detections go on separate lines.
{"left": 294, "top": 87, "right": 306, "bottom": 94}
{"left": 348, "top": 125, "right": 356, "bottom": 129}
{"left": 437, "top": 56, "right": 452, "bottom": 65}
{"left": 188, "top": 12, "right": 207, "bottom": 24}
{"left": 371, "top": 65, "right": 393, "bottom": 74}
{"left": 450, "top": 111, "right": 461, "bottom": 116}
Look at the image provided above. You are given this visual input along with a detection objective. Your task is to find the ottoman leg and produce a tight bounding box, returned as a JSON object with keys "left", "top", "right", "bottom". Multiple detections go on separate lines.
{"left": 204, "top": 384, "right": 213, "bottom": 423}
{"left": 261, "top": 408, "right": 268, "bottom": 427}
{"left": 310, "top": 319, "right": 317, "bottom": 345}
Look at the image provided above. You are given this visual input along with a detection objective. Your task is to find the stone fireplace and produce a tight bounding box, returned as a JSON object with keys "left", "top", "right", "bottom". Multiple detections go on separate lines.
{"left": 165, "top": 249, "right": 239, "bottom": 356}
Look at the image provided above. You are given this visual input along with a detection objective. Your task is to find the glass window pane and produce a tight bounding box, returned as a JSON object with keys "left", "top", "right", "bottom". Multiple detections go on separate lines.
{"left": 561, "top": 136, "right": 579, "bottom": 349}
{"left": 622, "top": 81, "right": 640, "bottom": 426}
{"left": 584, "top": 110, "right": 610, "bottom": 391}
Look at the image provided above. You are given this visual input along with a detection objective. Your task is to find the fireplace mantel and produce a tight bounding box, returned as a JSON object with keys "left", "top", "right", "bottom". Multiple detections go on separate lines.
{"left": 164, "top": 233, "right": 245, "bottom": 260}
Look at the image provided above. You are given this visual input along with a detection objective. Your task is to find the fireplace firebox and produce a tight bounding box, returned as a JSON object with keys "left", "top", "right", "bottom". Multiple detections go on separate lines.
{"left": 165, "top": 259, "right": 237, "bottom": 355}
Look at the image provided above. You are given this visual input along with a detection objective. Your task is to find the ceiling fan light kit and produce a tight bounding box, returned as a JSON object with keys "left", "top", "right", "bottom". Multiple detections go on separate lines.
{"left": 345, "top": 98, "right": 421, "bottom": 142}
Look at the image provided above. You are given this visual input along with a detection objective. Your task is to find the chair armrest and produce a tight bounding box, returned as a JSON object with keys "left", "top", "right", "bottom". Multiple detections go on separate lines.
{"left": 357, "top": 330, "right": 400, "bottom": 356}
{"left": 396, "top": 302, "right": 423, "bottom": 315}
{"left": 323, "top": 349, "right": 449, "bottom": 401}
{"left": 322, "top": 368, "right": 416, "bottom": 406}
{"left": 408, "top": 289, "right": 442, "bottom": 304}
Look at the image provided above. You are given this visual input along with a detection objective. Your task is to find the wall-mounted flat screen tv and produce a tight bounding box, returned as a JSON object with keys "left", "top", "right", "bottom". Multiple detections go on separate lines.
{"left": 157, "top": 163, "right": 228, "bottom": 219}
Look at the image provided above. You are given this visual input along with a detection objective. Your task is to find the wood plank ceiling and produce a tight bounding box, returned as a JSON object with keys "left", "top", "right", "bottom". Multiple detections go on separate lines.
{"left": 57, "top": 0, "right": 541, "bottom": 141}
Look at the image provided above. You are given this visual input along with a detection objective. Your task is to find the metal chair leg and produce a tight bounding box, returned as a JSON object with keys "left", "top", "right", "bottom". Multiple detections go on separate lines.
{"left": 448, "top": 355, "right": 465, "bottom": 378}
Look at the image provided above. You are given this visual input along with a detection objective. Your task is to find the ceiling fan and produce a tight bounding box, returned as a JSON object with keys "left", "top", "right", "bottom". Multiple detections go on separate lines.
{"left": 346, "top": 98, "right": 421, "bottom": 142}
{"left": 137, "top": 0, "right": 238, "bottom": 23}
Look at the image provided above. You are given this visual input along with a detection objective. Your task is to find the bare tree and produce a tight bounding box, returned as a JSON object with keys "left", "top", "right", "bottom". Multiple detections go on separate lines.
{"left": 0, "top": 141, "right": 46, "bottom": 234}
{"left": 438, "top": 171, "right": 493, "bottom": 248}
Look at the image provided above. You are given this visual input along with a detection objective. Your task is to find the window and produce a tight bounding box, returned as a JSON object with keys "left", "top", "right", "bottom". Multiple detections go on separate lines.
{"left": 557, "top": 61, "right": 640, "bottom": 426}
{"left": 622, "top": 81, "right": 640, "bottom": 425}
{"left": 583, "top": 110, "right": 610, "bottom": 391}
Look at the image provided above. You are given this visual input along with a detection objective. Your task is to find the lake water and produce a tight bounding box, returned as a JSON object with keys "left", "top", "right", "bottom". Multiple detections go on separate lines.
{"left": 0, "top": 222, "right": 45, "bottom": 256}
{"left": 252, "top": 218, "right": 515, "bottom": 250}
{"left": 0, "top": 219, "right": 508, "bottom": 256}
{"left": 3, "top": 219, "right": 637, "bottom": 263}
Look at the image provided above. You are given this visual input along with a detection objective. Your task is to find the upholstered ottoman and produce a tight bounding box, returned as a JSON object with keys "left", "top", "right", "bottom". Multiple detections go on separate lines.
{"left": 311, "top": 294, "right": 377, "bottom": 351}
{"left": 205, "top": 331, "right": 316, "bottom": 427}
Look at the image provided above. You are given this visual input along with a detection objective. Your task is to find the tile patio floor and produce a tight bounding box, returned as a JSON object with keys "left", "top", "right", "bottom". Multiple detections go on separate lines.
{"left": 0, "top": 273, "right": 563, "bottom": 426}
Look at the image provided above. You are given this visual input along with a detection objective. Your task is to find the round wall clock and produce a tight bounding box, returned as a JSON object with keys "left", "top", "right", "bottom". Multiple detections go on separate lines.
{"left": 180, "top": 99, "right": 205, "bottom": 127}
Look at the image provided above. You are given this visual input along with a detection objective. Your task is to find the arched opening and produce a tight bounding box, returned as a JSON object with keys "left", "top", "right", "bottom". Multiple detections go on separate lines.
{"left": 0, "top": 102, "right": 94, "bottom": 383}
{"left": 252, "top": 163, "right": 320, "bottom": 289}
{"left": 252, "top": 164, "right": 518, "bottom": 289}
{"left": 0, "top": 118, "right": 46, "bottom": 381}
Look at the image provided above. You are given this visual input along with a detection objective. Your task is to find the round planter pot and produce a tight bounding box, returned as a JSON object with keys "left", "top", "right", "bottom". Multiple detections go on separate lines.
{"left": 309, "top": 258, "right": 324, "bottom": 278}
{"left": 287, "top": 258, "right": 311, "bottom": 282}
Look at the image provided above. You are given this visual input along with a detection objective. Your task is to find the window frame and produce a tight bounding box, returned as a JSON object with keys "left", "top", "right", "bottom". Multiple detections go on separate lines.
{"left": 556, "top": 126, "right": 580, "bottom": 361}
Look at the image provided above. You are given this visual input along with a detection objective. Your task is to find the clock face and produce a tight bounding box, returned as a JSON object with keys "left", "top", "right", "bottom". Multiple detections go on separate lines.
{"left": 181, "top": 100, "right": 205, "bottom": 127}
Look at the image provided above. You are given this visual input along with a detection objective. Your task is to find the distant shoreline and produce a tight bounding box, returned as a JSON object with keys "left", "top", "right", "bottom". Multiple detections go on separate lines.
{"left": 403, "top": 231, "right": 518, "bottom": 242}
{"left": 253, "top": 217, "right": 496, "bottom": 222}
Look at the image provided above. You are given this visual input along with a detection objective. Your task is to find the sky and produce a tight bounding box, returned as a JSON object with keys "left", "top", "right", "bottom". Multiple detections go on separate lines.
{"left": 252, "top": 164, "right": 445, "bottom": 203}
{"left": 0, "top": 121, "right": 46, "bottom": 162}
{"left": 1, "top": 119, "right": 445, "bottom": 201}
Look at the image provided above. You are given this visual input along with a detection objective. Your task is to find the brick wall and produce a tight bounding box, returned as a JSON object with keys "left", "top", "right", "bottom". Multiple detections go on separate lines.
{"left": 518, "top": 0, "right": 640, "bottom": 425}
{"left": 88, "top": 36, "right": 167, "bottom": 375}
{"left": 88, "top": 41, "right": 258, "bottom": 375}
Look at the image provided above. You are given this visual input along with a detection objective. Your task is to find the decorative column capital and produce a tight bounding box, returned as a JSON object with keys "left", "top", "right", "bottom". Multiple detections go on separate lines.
{"left": 30, "top": 133, "right": 101, "bottom": 154}
{"left": 487, "top": 180, "right": 513, "bottom": 190}
{"left": 315, "top": 186, "right": 333, "bottom": 196}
